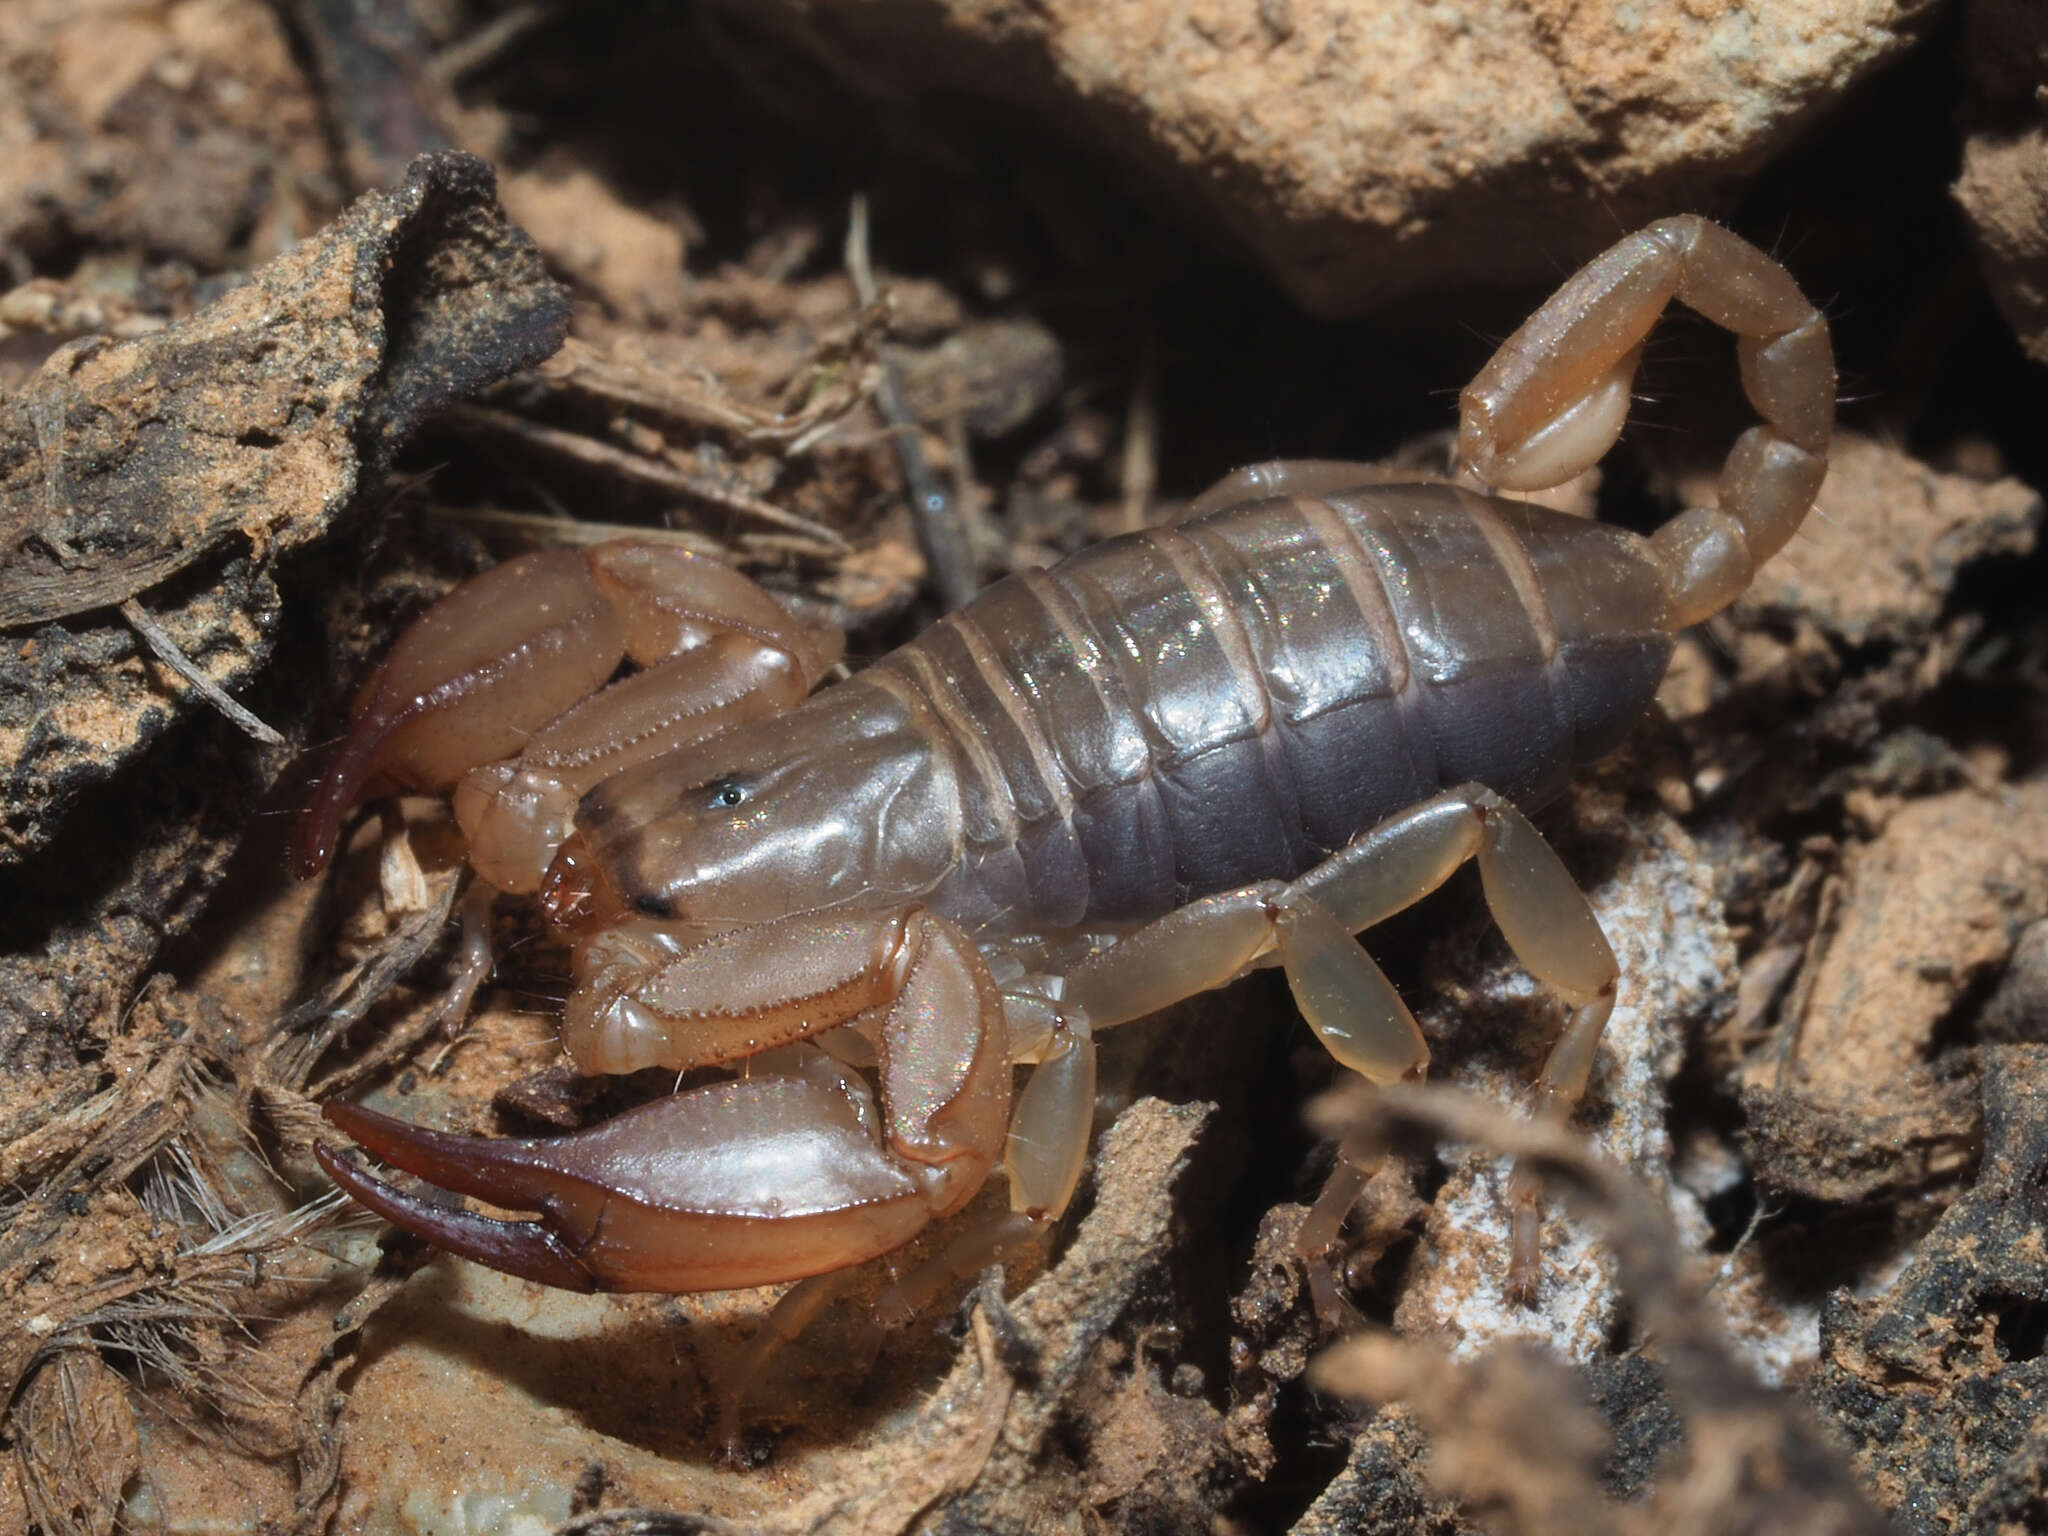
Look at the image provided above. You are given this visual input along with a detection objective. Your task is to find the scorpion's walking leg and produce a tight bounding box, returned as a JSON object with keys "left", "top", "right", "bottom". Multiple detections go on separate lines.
{"left": 690, "top": 993, "right": 1092, "bottom": 1427}
{"left": 1058, "top": 784, "right": 1616, "bottom": 1308}
{"left": 865, "top": 990, "right": 1097, "bottom": 1328}
{"left": 1073, "top": 218, "right": 1833, "bottom": 1307}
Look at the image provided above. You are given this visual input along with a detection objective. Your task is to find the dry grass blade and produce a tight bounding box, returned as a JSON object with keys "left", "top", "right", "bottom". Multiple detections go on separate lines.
{"left": 446, "top": 404, "right": 852, "bottom": 551}
{"left": 845, "top": 194, "right": 977, "bottom": 610}
{"left": 538, "top": 334, "right": 882, "bottom": 451}
{"left": 0, "top": 1029, "right": 347, "bottom": 1527}
{"left": 68, "top": 1144, "right": 348, "bottom": 1423}
{"left": 259, "top": 867, "right": 464, "bottom": 1098}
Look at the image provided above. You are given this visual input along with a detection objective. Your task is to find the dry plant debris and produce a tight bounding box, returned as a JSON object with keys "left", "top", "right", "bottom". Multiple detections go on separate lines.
{"left": 1808, "top": 1049, "right": 2048, "bottom": 1532}
{"left": 0, "top": 0, "right": 332, "bottom": 274}
{"left": 1304, "top": 1084, "right": 1890, "bottom": 1536}
{"left": 1955, "top": 1, "right": 2048, "bottom": 366}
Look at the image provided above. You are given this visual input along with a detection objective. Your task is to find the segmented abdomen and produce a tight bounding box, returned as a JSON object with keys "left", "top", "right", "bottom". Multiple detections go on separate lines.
{"left": 874, "top": 483, "right": 1674, "bottom": 933}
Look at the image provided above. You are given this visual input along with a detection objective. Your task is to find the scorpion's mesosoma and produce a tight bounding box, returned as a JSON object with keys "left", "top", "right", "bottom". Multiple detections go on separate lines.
{"left": 303, "top": 217, "right": 1833, "bottom": 1317}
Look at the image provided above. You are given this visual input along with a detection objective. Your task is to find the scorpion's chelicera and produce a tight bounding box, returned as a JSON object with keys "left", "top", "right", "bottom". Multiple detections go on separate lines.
{"left": 303, "top": 217, "right": 1832, "bottom": 1315}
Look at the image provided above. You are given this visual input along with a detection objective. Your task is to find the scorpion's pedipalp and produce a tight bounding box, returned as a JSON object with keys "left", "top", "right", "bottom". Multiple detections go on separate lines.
{"left": 567, "top": 906, "right": 1015, "bottom": 1218}
{"left": 297, "top": 541, "right": 844, "bottom": 883}
{"left": 321, "top": 908, "right": 1014, "bottom": 1294}
{"left": 315, "top": 1130, "right": 600, "bottom": 1292}
{"left": 293, "top": 550, "right": 627, "bottom": 876}
{"left": 318, "top": 1078, "right": 950, "bottom": 1293}
{"left": 562, "top": 909, "right": 913, "bottom": 1076}
{"left": 589, "top": 541, "right": 843, "bottom": 687}
{"left": 319, "top": 1099, "right": 610, "bottom": 1232}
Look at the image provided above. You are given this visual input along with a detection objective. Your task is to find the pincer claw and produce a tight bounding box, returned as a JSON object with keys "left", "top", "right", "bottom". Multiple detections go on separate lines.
{"left": 315, "top": 1062, "right": 970, "bottom": 1294}
{"left": 315, "top": 1100, "right": 603, "bottom": 1291}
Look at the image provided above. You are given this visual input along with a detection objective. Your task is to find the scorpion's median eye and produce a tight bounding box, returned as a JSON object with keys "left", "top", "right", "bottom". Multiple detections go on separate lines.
{"left": 707, "top": 777, "right": 748, "bottom": 810}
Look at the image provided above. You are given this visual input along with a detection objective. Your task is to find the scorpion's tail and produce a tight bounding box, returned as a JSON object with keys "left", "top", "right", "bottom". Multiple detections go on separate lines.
{"left": 1458, "top": 215, "right": 1834, "bottom": 629}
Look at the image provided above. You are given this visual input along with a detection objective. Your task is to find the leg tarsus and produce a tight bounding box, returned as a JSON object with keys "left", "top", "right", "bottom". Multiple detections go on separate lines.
{"left": 1507, "top": 984, "right": 1616, "bottom": 1307}
{"left": 872, "top": 1210, "right": 1047, "bottom": 1331}
{"left": 1017, "top": 783, "right": 1620, "bottom": 1302}
{"left": 424, "top": 880, "right": 497, "bottom": 1049}
{"left": 1296, "top": 1153, "right": 1372, "bottom": 1332}
{"left": 711, "top": 1268, "right": 865, "bottom": 1458}
{"left": 1505, "top": 1161, "right": 1545, "bottom": 1307}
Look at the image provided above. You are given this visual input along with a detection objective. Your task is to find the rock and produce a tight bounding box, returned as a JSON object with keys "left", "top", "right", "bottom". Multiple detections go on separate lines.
{"left": 501, "top": 159, "right": 692, "bottom": 325}
{"left": 750, "top": 0, "right": 1934, "bottom": 314}
{"left": 0, "top": 152, "right": 570, "bottom": 866}
{"left": 1780, "top": 785, "right": 2048, "bottom": 1105}
{"left": 1954, "top": 0, "right": 2048, "bottom": 362}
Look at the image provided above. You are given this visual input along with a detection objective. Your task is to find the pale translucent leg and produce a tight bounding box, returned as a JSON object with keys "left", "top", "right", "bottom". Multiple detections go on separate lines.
{"left": 364, "top": 804, "right": 497, "bottom": 1042}
{"left": 870, "top": 992, "right": 1096, "bottom": 1328}
{"left": 711, "top": 983, "right": 1091, "bottom": 1352}
{"left": 656, "top": 977, "right": 1055, "bottom": 1437}
{"left": 1298, "top": 1155, "right": 1372, "bottom": 1328}
{"left": 1057, "top": 782, "right": 1618, "bottom": 1307}
{"left": 711, "top": 1263, "right": 870, "bottom": 1455}
{"left": 423, "top": 879, "right": 498, "bottom": 1041}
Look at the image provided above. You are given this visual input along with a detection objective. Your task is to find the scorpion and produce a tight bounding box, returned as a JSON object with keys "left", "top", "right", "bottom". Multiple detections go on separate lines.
{"left": 302, "top": 217, "right": 1832, "bottom": 1321}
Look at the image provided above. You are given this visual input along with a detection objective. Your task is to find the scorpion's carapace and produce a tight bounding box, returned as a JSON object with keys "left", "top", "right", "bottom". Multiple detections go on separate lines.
{"left": 304, "top": 216, "right": 1833, "bottom": 1315}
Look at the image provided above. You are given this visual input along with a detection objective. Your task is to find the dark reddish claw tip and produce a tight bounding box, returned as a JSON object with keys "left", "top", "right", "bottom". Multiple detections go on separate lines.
{"left": 537, "top": 835, "right": 599, "bottom": 930}
{"left": 317, "top": 1103, "right": 600, "bottom": 1293}
{"left": 290, "top": 793, "right": 341, "bottom": 880}
{"left": 291, "top": 727, "right": 393, "bottom": 880}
